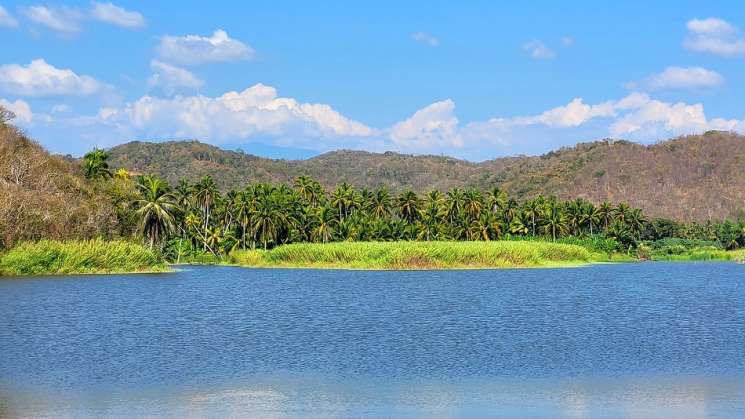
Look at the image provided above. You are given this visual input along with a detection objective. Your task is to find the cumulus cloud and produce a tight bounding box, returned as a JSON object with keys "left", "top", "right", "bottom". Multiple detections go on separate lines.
{"left": 684, "top": 17, "right": 745, "bottom": 56}
{"left": 75, "top": 84, "right": 376, "bottom": 151}
{"left": 0, "top": 98, "right": 33, "bottom": 123}
{"left": 629, "top": 66, "right": 725, "bottom": 91}
{"left": 20, "top": 84, "right": 745, "bottom": 160}
{"left": 389, "top": 100, "right": 461, "bottom": 152}
{"left": 148, "top": 60, "right": 203, "bottom": 95}
{"left": 0, "top": 5, "right": 18, "bottom": 28}
{"left": 523, "top": 40, "right": 555, "bottom": 59}
{"left": 0, "top": 59, "right": 101, "bottom": 96}
{"left": 24, "top": 5, "right": 83, "bottom": 33}
{"left": 157, "top": 29, "right": 254, "bottom": 66}
{"left": 411, "top": 32, "right": 439, "bottom": 47}
{"left": 400, "top": 92, "right": 745, "bottom": 159}
{"left": 91, "top": 2, "right": 144, "bottom": 29}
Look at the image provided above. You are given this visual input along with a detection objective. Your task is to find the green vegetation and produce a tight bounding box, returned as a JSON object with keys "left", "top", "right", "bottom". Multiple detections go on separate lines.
{"left": 2, "top": 106, "right": 745, "bottom": 275}
{"left": 0, "top": 239, "right": 168, "bottom": 276}
{"left": 228, "top": 241, "right": 597, "bottom": 270}
{"left": 638, "top": 238, "right": 745, "bottom": 262}
{"left": 108, "top": 131, "right": 745, "bottom": 221}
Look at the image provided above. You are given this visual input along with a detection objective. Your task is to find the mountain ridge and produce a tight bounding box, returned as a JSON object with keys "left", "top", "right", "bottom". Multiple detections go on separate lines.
{"left": 107, "top": 131, "right": 745, "bottom": 221}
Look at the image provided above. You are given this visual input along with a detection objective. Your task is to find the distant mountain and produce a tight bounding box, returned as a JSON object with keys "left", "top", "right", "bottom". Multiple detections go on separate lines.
{"left": 107, "top": 131, "right": 745, "bottom": 221}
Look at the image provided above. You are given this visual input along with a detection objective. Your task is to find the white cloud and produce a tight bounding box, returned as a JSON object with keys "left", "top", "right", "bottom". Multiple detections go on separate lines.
{"left": 0, "top": 98, "right": 33, "bottom": 123}
{"left": 389, "top": 100, "right": 461, "bottom": 152}
{"left": 684, "top": 17, "right": 745, "bottom": 56}
{"left": 148, "top": 60, "right": 203, "bottom": 95}
{"left": 0, "top": 5, "right": 18, "bottom": 28}
{"left": 523, "top": 40, "right": 555, "bottom": 59}
{"left": 0, "top": 59, "right": 101, "bottom": 96}
{"left": 630, "top": 66, "right": 725, "bottom": 91}
{"left": 561, "top": 36, "right": 574, "bottom": 46}
{"left": 687, "top": 17, "right": 737, "bottom": 36}
{"left": 512, "top": 98, "right": 616, "bottom": 127}
{"left": 157, "top": 29, "right": 254, "bottom": 66}
{"left": 411, "top": 32, "right": 439, "bottom": 47}
{"left": 24, "top": 5, "right": 82, "bottom": 34}
{"left": 76, "top": 84, "right": 376, "bottom": 150}
{"left": 91, "top": 2, "right": 144, "bottom": 29}
{"left": 20, "top": 85, "right": 745, "bottom": 160}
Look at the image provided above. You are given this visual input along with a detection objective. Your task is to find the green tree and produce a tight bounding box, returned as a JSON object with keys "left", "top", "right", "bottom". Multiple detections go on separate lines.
{"left": 134, "top": 175, "right": 177, "bottom": 249}
{"left": 83, "top": 148, "right": 113, "bottom": 180}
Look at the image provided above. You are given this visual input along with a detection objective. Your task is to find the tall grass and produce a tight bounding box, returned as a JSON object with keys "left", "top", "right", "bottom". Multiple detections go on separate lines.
{"left": 0, "top": 239, "right": 168, "bottom": 276}
{"left": 637, "top": 239, "right": 745, "bottom": 262}
{"left": 229, "top": 241, "right": 595, "bottom": 270}
{"left": 648, "top": 248, "right": 745, "bottom": 262}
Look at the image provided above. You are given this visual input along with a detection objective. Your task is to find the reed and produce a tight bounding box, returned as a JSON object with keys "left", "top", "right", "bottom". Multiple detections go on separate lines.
{"left": 0, "top": 239, "right": 168, "bottom": 276}
{"left": 229, "top": 240, "right": 595, "bottom": 270}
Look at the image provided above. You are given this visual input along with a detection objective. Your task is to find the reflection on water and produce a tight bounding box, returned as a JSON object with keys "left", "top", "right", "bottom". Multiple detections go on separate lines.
{"left": 1, "top": 263, "right": 745, "bottom": 418}
{"left": 4, "top": 376, "right": 744, "bottom": 418}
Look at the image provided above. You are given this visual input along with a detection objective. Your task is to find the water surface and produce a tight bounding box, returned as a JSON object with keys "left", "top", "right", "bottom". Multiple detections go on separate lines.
{"left": 1, "top": 262, "right": 745, "bottom": 418}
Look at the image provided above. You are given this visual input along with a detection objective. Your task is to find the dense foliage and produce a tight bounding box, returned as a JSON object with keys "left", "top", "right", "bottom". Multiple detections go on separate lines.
{"left": 0, "top": 239, "right": 166, "bottom": 275}
{"left": 108, "top": 131, "right": 745, "bottom": 220}
{"left": 100, "top": 155, "right": 745, "bottom": 258}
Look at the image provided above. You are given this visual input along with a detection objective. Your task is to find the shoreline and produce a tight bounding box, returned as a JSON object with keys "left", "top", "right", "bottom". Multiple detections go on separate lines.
{"left": 2, "top": 240, "right": 743, "bottom": 277}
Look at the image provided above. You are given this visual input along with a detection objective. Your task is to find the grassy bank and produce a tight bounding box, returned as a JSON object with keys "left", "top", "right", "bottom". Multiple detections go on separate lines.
{"left": 647, "top": 248, "right": 745, "bottom": 262}
{"left": 638, "top": 239, "right": 745, "bottom": 262}
{"left": 0, "top": 239, "right": 169, "bottom": 276}
{"left": 228, "top": 241, "right": 600, "bottom": 270}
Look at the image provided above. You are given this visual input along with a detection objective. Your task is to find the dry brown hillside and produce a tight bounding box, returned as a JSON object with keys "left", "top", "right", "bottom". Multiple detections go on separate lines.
{"left": 0, "top": 119, "right": 120, "bottom": 248}
{"left": 107, "top": 131, "right": 745, "bottom": 221}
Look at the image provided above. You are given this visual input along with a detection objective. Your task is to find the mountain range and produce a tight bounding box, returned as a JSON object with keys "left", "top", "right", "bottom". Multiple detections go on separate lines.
{"left": 107, "top": 131, "right": 745, "bottom": 221}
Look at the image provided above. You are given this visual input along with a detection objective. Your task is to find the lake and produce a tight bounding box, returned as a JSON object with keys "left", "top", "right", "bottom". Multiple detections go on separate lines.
{"left": 1, "top": 262, "right": 745, "bottom": 418}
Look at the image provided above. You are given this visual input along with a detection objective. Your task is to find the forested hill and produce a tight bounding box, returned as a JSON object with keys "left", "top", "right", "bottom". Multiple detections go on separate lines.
{"left": 107, "top": 131, "right": 745, "bottom": 221}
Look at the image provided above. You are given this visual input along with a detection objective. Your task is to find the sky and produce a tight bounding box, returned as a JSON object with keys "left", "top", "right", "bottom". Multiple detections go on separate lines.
{"left": 2, "top": 0, "right": 745, "bottom": 160}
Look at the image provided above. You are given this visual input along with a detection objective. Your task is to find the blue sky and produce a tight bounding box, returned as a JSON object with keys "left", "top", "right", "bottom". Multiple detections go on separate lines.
{"left": 1, "top": 0, "right": 745, "bottom": 160}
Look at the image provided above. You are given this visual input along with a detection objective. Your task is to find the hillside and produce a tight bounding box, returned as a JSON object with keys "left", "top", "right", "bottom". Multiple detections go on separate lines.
{"left": 0, "top": 119, "right": 122, "bottom": 249}
{"left": 107, "top": 131, "right": 745, "bottom": 220}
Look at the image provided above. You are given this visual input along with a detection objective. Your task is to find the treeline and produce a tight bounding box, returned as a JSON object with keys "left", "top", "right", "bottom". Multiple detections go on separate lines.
{"left": 2, "top": 100, "right": 744, "bottom": 257}
{"left": 79, "top": 148, "right": 745, "bottom": 258}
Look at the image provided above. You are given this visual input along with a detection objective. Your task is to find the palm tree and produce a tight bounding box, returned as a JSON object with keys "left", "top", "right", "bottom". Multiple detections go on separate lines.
{"left": 598, "top": 201, "right": 614, "bottom": 231}
{"left": 541, "top": 202, "right": 568, "bottom": 241}
{"left": 370, "top": 187, "right": 392, "bottom": 218}
{"left": 397, "top": 190, "right": 421, "bottom": 223}
{"left": 463, "top": 189, "right": 484, "bottom": 220}
{"left": 582, "top": 202, "right": 601, "bottom": 236}
{"left": 331, "top": 183, "right": 355, "bottom": 221}
{"left": 444, "top": 188, "right": 465, "bottom": 222}
{"left": 470, "top": 211, "right": 502, "bottom": 241}
{"left": 417, "top": 199, "right": 443, "bottom": 241}
{"left": 509, "top": 215, "right": 529, "bottom": 236}
{"left": 134, "top": 175, "right": 177, "bottom": 249}
{"left": 294, "top": 175, "right": 319, "bottom": 205}
{"left": 82, "top": 148, "right": 113, "bottom": 179}
{"left": 233, "top": 190, "right": 254, "bottom": 249}
{"left": 194, "top": 176, "right": 219, "bottom": 249}
{"left": 566, "top": 199, "right": 584, "bottom": 236}
{"left": 615, "top": 202, "right": 632, "bottom": 225}
{"left": 522, "top": 199, "right": 542, "bottom": 236}
{"left": 312, "top": 206, "right": 336, "bottom": 243}
{"left": 486, "top": 187, "right": 508, "bottom": 214}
